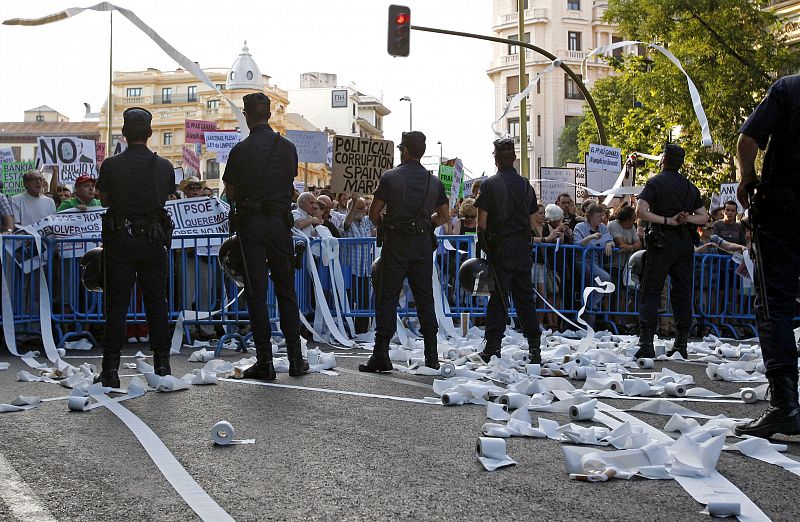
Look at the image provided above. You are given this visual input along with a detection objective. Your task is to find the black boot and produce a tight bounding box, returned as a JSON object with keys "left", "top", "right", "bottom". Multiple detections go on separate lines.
{"left": 359, "top": 337, "right": 393, "bottom": 372}
{"left": 242, "top": 346, "right": 276, "bottom": 381}
{"left": 635, "top": 327, "right": 656, "bottom": 359}
{"left": 152, "top": 348, "right": 171, "bottom": 377}
{"left": 424, "top": 337, "right": 440, "bottom": 370}
{"left": 94, "top": 351, "right": 121, "bottom": 388}
{"left": 480, "top": 338, "right": 501, "bottom": 363}
{"left": 667, "top": 331, "right": 689, "bottom": 359}
{"left": 287, "top": 339, "right": 309, "bottom": 377}
{"left": 527, "top": 334, "right": 542, "bottom": 365}
{"left": 735, "top": 373, "right": 800, "bottom": 438}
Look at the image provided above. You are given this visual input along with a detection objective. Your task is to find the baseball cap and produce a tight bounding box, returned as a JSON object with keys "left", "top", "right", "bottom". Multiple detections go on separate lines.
{"left": 74, "top": 175, "right": 95, "bottom": 187}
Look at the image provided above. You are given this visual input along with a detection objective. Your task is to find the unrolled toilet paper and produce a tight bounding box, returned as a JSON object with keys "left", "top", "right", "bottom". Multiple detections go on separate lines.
{"left": 476, "top": 436, "right": 516, "bottom": 471}
{"left": 569, "top": 399, "right": 597, "bottom": 421}
{"left": 68, "top": 395, "right": 91, "bottom": 411}
{"left": 569, "top": 366, "right": 587, "bottom": 380}
{"left": 637, "top": 358, "right": 655, "bottom": 369}
{"left": 211, "top": 421, "right": 255, "bottom": 446}
{"left": 664, "top": 382, "right": 687, "bottom": 397}
{"left": 705, "top": 501, "right": 741, "bottom": 517}
{"left": 441, "top": 392, "right": 466, "bottom": 406}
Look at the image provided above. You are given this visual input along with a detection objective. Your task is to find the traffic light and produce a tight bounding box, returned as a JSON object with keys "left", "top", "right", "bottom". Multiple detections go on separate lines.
{"left": 388, "top": 5, "right": 410, "bottom": 57}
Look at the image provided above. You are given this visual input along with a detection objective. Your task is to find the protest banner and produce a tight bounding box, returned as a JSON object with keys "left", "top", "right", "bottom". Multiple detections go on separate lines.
{"left": 293, "top": 181, "right": 306, "bottom": 193}
{"left": 586, "top": 144, "right": 621, "bottom": 194}
{"left": 37, "top": 136, "right": 97, "bottom": 183}
{"left": 2, "top": 161, "right": 35, "bottom": 196}
{"left": 95, "top": 142, "right": 106, "bottom": 165}
{"left": 539, "top": 167, "right": 576, "bottom": 206}
{"left": 182, "top": 145, "right": 200, "bottom": 173}
{"left": 286, "top": 130, "right": 328, "bottom": 163}
{"left": 185, "top": 119, "right": 218, "bottom": 144}
{"left": 719, "top": 183, "right": 744, "bottom": 212}
{"left": 451, "top": 159, "right": 465, "bottom": 207}
{"left": 174, "top": 167, "right": 185, "bottom": 186}
{"left": 204, "top": 131, "right": 240, "bottom": 163}
{"left": 566, "top": 162, "right": 587, "bottom": 203}
{"left": 330, "top": 135, "right": 393, "bottom": 194}
{"left": 112, "top": 136, "right": 127, "bottom": 156}
{"left": 439, "top": 164, "right": 455, "bottom": 194}
{"left": 0, "top": 147, "right": 15, "bottom": 164}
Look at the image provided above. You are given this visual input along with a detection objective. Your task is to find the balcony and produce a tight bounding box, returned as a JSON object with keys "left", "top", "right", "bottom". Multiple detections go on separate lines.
{"left": 496, "top": 8, "right": 548, "bottom": 27}
{"left": 115, "top": 94, "right": 200, "bottom": 106}
{"left": 559, "top": 49, "right": 587, "bottom": 62}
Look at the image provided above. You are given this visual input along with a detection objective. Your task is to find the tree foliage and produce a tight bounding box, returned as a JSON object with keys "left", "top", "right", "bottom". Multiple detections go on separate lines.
{"left": 577, "top": 0, "right": 800, "bottom": 195}
{"left": 556, "top": 115, "right": 584, "bottom": 166}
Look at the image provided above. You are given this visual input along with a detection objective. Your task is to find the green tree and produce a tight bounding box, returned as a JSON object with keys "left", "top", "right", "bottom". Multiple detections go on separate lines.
{"left": 556, "top": 115, "right": 584, "bottom": 166}
{"left": 578, "top": 0, "right": 800, "bottom": 195}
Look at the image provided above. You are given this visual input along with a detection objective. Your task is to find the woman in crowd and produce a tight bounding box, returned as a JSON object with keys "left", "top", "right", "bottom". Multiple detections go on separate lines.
{"left": 530, "top": 203, "right": 564, "bottom": 330}
{"left": 573, "top": 203, "right": 615, "bottom": 327}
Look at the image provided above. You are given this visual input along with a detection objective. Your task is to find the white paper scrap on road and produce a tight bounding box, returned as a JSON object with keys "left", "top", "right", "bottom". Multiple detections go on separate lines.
{"left": 476, "top": 437, "right": 516, "bottom": 471}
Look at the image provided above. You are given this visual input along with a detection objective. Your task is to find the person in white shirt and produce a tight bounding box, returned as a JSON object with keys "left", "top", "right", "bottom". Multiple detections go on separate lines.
{"left": 292, "top": 192, "right": 320, "bottom": 237}
{"left": 11, "top": 170, "right": 56, "bottom": 226}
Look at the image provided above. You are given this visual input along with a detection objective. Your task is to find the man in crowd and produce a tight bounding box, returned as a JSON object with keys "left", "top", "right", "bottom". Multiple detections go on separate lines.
{"left": 712, "top": 200, "right": 746, "bottom": 246}
{"left": 293, "top": 192, "right": 321, "bottom": 237}
{"left": 0, "top": 194, "right": 13, "bottom": 234}
{"left": 735, "top": 74, "right": 800, "bottom": 438}
{"left": 179, "top": 176, "right": 206, "bottom": 199}
{"left": 316, "top": 195, "right": 340, "bottom": 238}
{"left": 340, "top": 197, "right": 374, "bottom": 334}
{"left": 11, "top": 170, "right": 55, "bottom": 226}
{"left": 556, "top": 192, "right": 582, "bottom": 229}
{"left": 608, "top": 206, "right": 642, "bottom": 268}
{"left": 330, "top": 193, "right": 350, "bottom": 229}
{"left": 57, "top": 175, "right": 101, "bottom": 211}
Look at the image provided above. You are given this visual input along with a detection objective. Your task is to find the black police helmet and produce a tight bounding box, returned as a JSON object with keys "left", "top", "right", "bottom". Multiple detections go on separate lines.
{"left": 80, "top": 247, "right": 104, "bottom": 292}
{"left": 459, "top": 258, "right": 494, "bottom": 297}
{"left": 218, "top": 235, "right": 246, "bottom": 287}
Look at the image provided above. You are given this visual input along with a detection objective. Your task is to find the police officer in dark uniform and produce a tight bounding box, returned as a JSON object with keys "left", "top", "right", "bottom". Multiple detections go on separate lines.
{"left": 360, "top": 131, "right": 449, "bottom": 372}
{"left": 475, "top": 139, "right": 541, "bottom": 363}
{"left": 223, "top": 92, "right": 308, "bottom": 381}
{"left": 735, "top": 75, "right": 800, "bottom": 438}
{"left": 635, "top": 144, "right": 707, "bottom": 360}
{"left": 95, "top": 107, "right": 175, "bottom": 388}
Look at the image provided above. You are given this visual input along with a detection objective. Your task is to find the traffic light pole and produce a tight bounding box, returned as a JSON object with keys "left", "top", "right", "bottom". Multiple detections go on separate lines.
{"left": 409, "top": 24, "right": 607, "bottom": 146}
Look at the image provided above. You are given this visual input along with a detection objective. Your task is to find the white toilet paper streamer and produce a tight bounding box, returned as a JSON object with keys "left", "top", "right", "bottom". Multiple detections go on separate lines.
{"left": 89, "top": 393, "right": 234, "bottom": 521}
{"left": 222, "top": 378, "right": 440, "bottom": 405}
{"left": 211, "top": 421, "right": 255, "bottom": 446}
{"left": 476, "top": 437, "right": 516, "bottom": 471}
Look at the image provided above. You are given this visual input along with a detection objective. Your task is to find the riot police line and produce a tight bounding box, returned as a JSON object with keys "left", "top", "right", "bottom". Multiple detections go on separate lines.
{"left": 0, "top": 230, "right": 773, "bottom": 352}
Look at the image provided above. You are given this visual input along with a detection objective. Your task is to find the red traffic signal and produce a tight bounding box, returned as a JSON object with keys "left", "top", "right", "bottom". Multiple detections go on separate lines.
{"left": 388, "top": 5, "right": 410, "bottom": 57}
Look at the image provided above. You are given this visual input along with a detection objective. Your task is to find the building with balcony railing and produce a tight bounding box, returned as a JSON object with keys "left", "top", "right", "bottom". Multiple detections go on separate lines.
{"left": 488, "top": 0, "right": 620, "bottom": 175}
{"left": 772, "top": 1, "right": 800, "bottom": 55}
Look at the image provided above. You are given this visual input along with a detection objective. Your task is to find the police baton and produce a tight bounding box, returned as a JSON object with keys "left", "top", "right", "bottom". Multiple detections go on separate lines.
{"left": 746, "top": 182, "right": 770, "bottom": 321}
{"left": 230, "top": 202, "right": 254, "bottom": 294}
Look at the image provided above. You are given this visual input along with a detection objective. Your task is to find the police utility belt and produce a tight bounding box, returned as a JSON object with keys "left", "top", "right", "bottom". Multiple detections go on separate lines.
{"left": 382, "top": 215, "right": 431, "bottom": 236}
{"left": 102, "top": 209, "right": 173, "bottom": 244}
{"left": 235, "top": 199, "right": 293, "bottom": 228}
{"left": 645, "top": 222, "right": 693, "bottom": 249}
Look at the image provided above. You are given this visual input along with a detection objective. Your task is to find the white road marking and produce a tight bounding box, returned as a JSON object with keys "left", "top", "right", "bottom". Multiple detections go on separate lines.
{"left": 0, "top": 452, "right": 57, "bottom": 522}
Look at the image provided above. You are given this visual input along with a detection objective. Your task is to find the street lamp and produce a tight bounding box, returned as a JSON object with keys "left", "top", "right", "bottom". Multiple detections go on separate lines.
{"left": 437, "top": 140, "right": 443, "bottom": 163}
{"left": 399, "top": 96, "right": 412, "bottom": 131}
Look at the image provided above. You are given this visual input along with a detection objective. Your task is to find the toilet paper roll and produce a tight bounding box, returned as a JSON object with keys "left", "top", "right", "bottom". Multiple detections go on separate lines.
{"left": 526, "top": 364, "right": 541, "bottom": 376}
{"left": 441, "top": 392, "right": 466, "bottom": 406}
{"left": 609, "top": 381, "right": 623, "bottom": 393}
{"left": 740, "top": 388, "right": 758, "bottom": 404}
{"left": 755, "top": 362, "right": 766, "bottom": 374}
{"left": 706, "top": 501, "right": 741, "bottom": 517}
{"left": 498, "top": 393, "right": 529, "bottom": 410}
{"left": 446, "top": 348, "right": 459, "bottom": 360}
{"left": 68, "top": 396, "right": 91, "bottom": 411}
{"left": 476, "top": 436, "right": 508, "bottom": 460}
{"left": 211, "top": 421, "right": 236, "bottom": 445}
{"left": 573, "top": 356, "right": 590, "bottom": 367}
{"left": 513, "top": 352, "right": 530, "bottom": 364}
{"left": 569, "top": 366, "right": 587, "bottom": 380}
{"left": 569, "top": 399, "right": 597, "bottom": 421}
{"left": 637, "top": 358, "right": 655, "bottom": 369}
{"left": 664, "top": 382, "right": 687, "bottom": 397}
{"left": 440, "top": 363, "right": 456, "bottom": 378}
{"left": 654, "top": 345, "right": 666, "bottom": 357}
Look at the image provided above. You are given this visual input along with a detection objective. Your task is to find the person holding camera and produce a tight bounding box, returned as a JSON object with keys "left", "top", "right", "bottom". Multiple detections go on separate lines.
{"left": 634, "top": 144, "right": 707, "bottom": 360}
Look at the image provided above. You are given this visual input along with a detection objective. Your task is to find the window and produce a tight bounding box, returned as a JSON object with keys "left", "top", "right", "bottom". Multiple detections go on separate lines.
{"left": 246, "top": 71, "right": 254, "bottom": 80}
{"left": 12, "top": 146, "right": 21, "bottom": 161}
{"left": 163, "top": 132, "right": 172, "bottom": 146}
{"left": 205, "top": 159, "right": 220, "bottom": 179}
{"left": 508, "top": 118, "right": 520, "bottom": 137}
{"left": 537, "top": 80, "right": 541, "bottom": 94}
{"left": 207, "top": 100, "right": 219, "bottom": 109}
{"left": 162, "top": 87, "right": 172, "bottom": 103}
{"left": 568, "top": 31, "right": 581, "bottom": 51}
{"left": 35, "top": 115, "right": 45, "bottom": 122}
{"left": 187, "top": 86, "right": 197, "bottom": 102}
{"left": 537, "top": 115, "right": 541, "bottom": 137}
{"left": 508, "top": 32, "right": 530, "bottom": 55}
{"left": 565, "top": 74, "right": 585, "bottom": 100}
{"left": 215, "top": 84, "right": 225, "bottom": 91}
{"left": 612, "top": 35, "right": 624, "bottom": 59}
{"left": 127, "top": 87, "right": 142, "bottom": 97}
{"left": 567, "top": 0, "right": 580, "bottom": 10}
{"left": 505, "top": 74, "right": 531, "bottom": 100}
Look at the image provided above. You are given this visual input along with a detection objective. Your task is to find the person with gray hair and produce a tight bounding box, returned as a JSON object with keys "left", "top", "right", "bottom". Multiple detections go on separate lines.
{"left": 292, "top": 191, "right": 321, "bottom": 237}
{"left": 10, "top": 169, "right": 55, "bottom": 226}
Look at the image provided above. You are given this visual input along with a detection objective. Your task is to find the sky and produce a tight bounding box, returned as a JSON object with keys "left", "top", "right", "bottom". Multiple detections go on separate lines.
{"left": 0, "top": 0, "right": 498, "bottom": 179}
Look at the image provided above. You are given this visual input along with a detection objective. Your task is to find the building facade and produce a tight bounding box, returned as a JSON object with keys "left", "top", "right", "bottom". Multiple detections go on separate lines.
{"left": 288, "top": 73, "right": 390, "bottom": 140}
{"left": 773, "top": 1, "right": 800, "bottom": 55}
{"left": 0, "top": 107, "right": 98, "bottom": 163}
{"left": 98, "top": 44, "right": 324, "bottom": 192}
{"left": 488, "top": 0, "right": 618, "bottom": 173}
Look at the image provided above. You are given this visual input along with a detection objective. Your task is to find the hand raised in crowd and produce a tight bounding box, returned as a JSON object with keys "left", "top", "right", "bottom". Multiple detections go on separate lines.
{"left": 76, "top": 204, "right": 88, "bottom": 211}
{"left": 604, "top": 242, "right": 614, "bottom": 256}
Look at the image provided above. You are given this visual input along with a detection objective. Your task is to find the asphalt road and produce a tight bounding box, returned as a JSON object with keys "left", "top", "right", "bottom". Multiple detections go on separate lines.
{"left": 0, "top": 343, "right": 798, "bottom": 521}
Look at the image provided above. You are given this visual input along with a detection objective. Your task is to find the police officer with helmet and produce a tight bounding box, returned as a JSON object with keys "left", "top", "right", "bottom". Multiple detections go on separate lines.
{"left": 474, "top": 139, "right": 541, "bottom": 364}
{"left": 223, "top": 92, "right": 308, "bottom": 381}
{"left": 735, "top": 75, "right": 800, "bottom": 438}
{"left": 635, "top": 144, "right": 707, "bottom": 360}
{"left": 94, "top": 107, "right": 175, "bottom": 388}
{"left": 360, "top": 131, "right": 450, "bottom": 372}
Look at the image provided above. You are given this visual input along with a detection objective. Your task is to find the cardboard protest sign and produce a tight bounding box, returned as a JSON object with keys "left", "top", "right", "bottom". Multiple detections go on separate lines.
{"left": 452, "top": 159, "right": 465, "bottom": 207}
{"left": 37, "top": 136, "right": 97, "bottom": 183}
{"left": 2, "top": 162, "right": 35, "bottom": 196}
{"left": 286, "top": 130, "right": 328, "bottom": 163}
{"left": 95, "top": 142, "right": 106, "bottom": 165}
{"left": 182, "top": 145, "right": 200, "bottom": 173}
{"left": 330, "top": 135, "right": 393, "bottom": 194}
{"left": 566, "top": 162, "right": 587, "bottom": 203}
{"left": 185, "top": 119, "right": 218, "bottom": 144}
{"left": 719, "top": 183, "right": 744, "bottom": 213}
{"left": 586, "top": 144, "right": 621, "bottom": 194}
{"left": 112, "top": 136, "right": 127, "bottom": 155}
{"left": 174, "top": 167, "right": 185, "bottom": 186}
{"left": 204, "top": 131, "right": 240, "bottom": 164}
{"left": 539, "top": 167, "right": 576, "bottom": 206}
{"left": 0, "top": 147, "right": 15, "bottom": 164}
{"left": 439, "top": 164, "right": 455, "bottom": 193}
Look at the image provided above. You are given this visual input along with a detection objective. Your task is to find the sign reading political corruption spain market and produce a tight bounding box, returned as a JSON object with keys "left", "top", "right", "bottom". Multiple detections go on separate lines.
{"left": 286, "top": 130, "right": 328, "bottom": 164}
{"left": 185, "top": 119, "right": 218, "bottom": 144}
{"left": 37, "top": 136, "right": 98, "bottom": 183}
{"left": 330, "top": 135, "right": 393, "bottom": 194}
